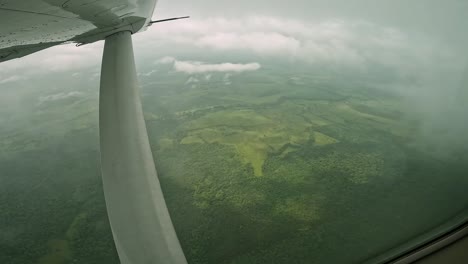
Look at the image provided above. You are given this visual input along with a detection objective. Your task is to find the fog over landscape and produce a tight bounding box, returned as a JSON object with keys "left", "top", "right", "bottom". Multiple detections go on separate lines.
{"left": 2, "top": 1, "right": 467, "bottom": 136}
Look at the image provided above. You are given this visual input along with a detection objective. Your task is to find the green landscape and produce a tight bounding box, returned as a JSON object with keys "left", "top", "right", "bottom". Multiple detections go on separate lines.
{"left": 1, "top": 62, "right": 467, "bottom": 264}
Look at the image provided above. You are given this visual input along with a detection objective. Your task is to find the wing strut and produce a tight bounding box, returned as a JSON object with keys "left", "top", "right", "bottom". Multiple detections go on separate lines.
{"left": 99, "top": 31, "right": 187, "bottom": 264}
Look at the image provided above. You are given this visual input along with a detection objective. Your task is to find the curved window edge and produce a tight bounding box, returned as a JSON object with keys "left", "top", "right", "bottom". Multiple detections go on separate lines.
{"left": 364, "top": 209, "right": 468, "bottom": 264}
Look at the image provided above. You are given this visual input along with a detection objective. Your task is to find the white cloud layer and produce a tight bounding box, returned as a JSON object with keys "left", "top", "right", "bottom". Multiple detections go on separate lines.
{"left": 174, "top": 61, "right": 261, "bottom": 74}
{"left": 135, "top": 15, "right": 456, "bottom": 73}
{"left": 185, "top": 76, "right": 199, "bottom": 84}
{"left": 155, "top": 56, "right": 176, "bottom": 64}
{"left": 196, "top": 32, "right": 301, "bottom": 55}
{"left": 0, "top": 15, "right": 458, "bottom": 84}
{"left": 38, "top": 91, "right": 82, "bottom": 103}
{"left": 139, "top": 69, "right": 158, "bottom": 77}
{"left": 0, "top": 42, "right": 102, "bottom": 80}
{"left": 0, "top": 75, "right": 27, "bottom": 84}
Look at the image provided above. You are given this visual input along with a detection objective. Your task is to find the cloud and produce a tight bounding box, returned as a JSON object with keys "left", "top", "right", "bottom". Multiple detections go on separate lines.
{"left": 38, "top": 91, "right": 82, "bottom": 103}
{"left": 185, "top": 76, "right": 200, "bottom": 84}
{"left": 174, "top": 61, "right": 261, "bottom": 74}
{"left": 196, "top": 32, "right": 300, "bottom": 55}
{"left": 223, "top": 73, "right": 232, "bottom": 85}
{"left": 150, "top": 56, "right": 261, "bottom": 75}
{"left": 136, "top": 15, "right": 454, "bottom": 74}
{"left": 139, "top": 69, "right": 158, "bottom": 77}
{"left": 155, "top": 56, "right": 176, "bottom": 64}
{"left": 91, "top": 72, "right": 100, "bottom": 79}
{"left": 0, "top": 75, "right": 27, "bottom": 84}
{"left": 0, "top": 42, "right": 102, "bottom": 79}
{"left": 0, "top": 12, "right": 458, "bottom": 82}
{"left": 0, "top": 15, "right": 454, "bottom": 87}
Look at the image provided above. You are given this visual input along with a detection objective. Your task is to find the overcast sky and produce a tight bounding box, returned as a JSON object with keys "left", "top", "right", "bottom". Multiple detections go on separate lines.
{"left": 1, "top": 0, "right": 467, "bottom": 80}
{"left": 1, "top": 0, "right": 467, "bottom": 113}
{"left": 0, "top": 0, "right": 466, "bottom": 102}
{"left": 154, "top": 0, "right": 468, "bottom": 42}
{"left": 0, "top": 0, "right": 467, "bottom": 155}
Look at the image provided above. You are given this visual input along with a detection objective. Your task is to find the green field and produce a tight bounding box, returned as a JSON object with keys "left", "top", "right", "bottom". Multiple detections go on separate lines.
{"left": 1, "top": 64, "right": 467, "bottom": 264}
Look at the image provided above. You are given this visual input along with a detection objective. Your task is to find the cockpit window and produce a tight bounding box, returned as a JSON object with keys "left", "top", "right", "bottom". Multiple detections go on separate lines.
{"left": 1, "top": 1, "right": 467, "bottom": 263}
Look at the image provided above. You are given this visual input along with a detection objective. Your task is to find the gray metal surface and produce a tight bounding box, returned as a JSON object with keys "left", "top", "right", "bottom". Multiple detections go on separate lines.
{"left": 0, "top": 0, "right": 157, "bottom": 62}
{"left": 99, "top": 31, "right": 187, "bottom": 264}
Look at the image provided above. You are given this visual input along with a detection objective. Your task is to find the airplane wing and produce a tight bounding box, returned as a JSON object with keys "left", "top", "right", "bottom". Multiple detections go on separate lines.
{"left": 0, "top": 0, "right": 155, "bottom": 62}
{"left": 0, "top": 1, "right": 188, "bottom": 264}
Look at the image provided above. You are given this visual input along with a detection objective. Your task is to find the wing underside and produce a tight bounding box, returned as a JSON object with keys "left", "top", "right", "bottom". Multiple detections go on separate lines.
{"left": 0, "top": 0, "right": 157, "bottom": 63}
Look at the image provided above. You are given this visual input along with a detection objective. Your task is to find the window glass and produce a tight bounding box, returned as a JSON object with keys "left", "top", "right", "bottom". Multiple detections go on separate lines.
{"left": 1, "top": 1, "right": 467, "bottom": 263}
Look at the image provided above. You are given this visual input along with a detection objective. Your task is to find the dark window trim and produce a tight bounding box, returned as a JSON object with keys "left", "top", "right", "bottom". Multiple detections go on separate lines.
{"left": 387, "top": 221, "right": 468, "bottom": 264}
